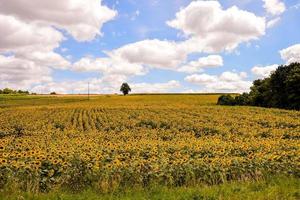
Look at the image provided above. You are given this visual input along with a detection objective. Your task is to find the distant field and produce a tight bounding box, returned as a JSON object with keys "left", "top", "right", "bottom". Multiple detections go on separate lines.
{"left": 0, "top": 94, "right": 299, "bottom": 198}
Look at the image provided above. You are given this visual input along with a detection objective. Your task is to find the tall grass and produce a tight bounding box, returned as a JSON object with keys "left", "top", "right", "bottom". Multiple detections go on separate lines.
{"left": 0, "top": 176, "right": 299, "bottom": 200}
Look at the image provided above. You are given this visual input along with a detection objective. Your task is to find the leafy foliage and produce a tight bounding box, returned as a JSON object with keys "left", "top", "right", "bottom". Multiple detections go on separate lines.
{"left": 120, "top": 83, "right": 131, "bottom": 95}
{"left": 217, "top": 95, "right": 235, "bottom": 105}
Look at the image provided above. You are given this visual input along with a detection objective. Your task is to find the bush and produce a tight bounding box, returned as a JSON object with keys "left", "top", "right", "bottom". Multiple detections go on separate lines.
{"left": 2, "top": 88, "right": 15, "bottom": 94}
{"left": 234, "top": 93, "right": 250, "bottom": 105}
{"left": 217, "top": 95, "right": 235, "bottom": 106}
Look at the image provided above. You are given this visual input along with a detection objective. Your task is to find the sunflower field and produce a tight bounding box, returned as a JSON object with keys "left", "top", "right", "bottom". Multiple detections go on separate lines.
{"left": 0, "top": 94, "right": 299, "bottom": 193}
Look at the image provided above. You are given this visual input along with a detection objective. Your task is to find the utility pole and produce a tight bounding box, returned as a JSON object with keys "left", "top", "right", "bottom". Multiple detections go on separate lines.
{"left": 88, "top": 82, "right": 90, "bottom": 100}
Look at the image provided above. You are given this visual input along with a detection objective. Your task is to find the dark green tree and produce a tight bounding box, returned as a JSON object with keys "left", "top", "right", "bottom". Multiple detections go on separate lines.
{"left": 285, "top": 63, "right": 300, "bottom": 109}
{"left": 2, "top": 88, "right": 15, "bottom": 94}
{"left": 120, "top": 83, "right": 131, "bottom": 96}
{"left": 249, "top": 78, "right": 272, "bottom": 107}
{"left": 234, "top": 93, "right": 251, "bottom": 105}
{"left": 217, "top": 94, "right": 235, "bottom": 105}
{"left": 0, "top": 88, "right": 30, "bottom": 95}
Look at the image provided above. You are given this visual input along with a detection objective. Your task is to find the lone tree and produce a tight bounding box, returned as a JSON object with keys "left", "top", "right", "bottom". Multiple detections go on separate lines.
{"left": 120, "top": 83, "right": 131, "bottom": 96}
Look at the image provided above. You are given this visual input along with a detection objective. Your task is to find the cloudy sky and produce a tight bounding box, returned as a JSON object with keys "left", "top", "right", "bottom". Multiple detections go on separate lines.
{"left": 0, "top": 0, "right": 299, "bottom": 94}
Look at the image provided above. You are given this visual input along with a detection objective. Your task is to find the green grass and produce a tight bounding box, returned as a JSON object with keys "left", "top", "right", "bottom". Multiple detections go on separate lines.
{"left": 1, "top": 176, "right": 299, "bottom": 200}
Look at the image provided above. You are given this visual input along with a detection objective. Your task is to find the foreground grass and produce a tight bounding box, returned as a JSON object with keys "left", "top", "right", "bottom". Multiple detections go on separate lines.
{"left": 1, "top": 176, "right": 299, "bottom": 200}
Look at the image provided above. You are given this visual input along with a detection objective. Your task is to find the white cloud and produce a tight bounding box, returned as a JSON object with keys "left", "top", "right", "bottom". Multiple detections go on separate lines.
{"left": 251, "top": 64, "right": 278, "bottom": 78}
{"left": 17, "top": 51, "right": 71, "bottom": 70}
{"left": 239, "top": 72, "right": 248, "bottom": 79}
{"left": 131, "top": 80, "right": 180, "bottom": 93}
{"left": 0, "top": 15, "right": 63, "bottom": 53}
{"left": 0, "top": 55, "right": 52, "bottom": 90}
{"left": 109, "top": 39, "right": 188, "bottom": 69}
{"left": 72, "top": 56, "right": 146, "bottom": 76}
{"left": 167, "top": 1, "right": 266, "bottom": 53}
{"left": 266, "top": 17, "right": 281, "bottom": 28}
{"left": 262, "top": 0, "right": 286, "bottom": 16}
{"left": 185, "top": 71, "right": 251, "bottom": 93}
{"left": 0, "top": 14, "right": 70, "bottom": 88}
{"left": 280, "top": 44, "right": 300, "bottom": 64}
{"left": 184, "top": 74, "right": 218, "bottom": 84}
{"left": 219, "top": 71, "right": 245, "bottom": 82}
{"left": 0, "top": 0, "right": 116, "bottom": 90}
{"left": 0, "top": 0, "right": 117, "bottom": 41}
{"left": 178, "top": 55, "right": 223, "bottom": 73}
{"left": 73, "top": 46, "right": 221, "bottom": 79}
{"left": 0, "top": 14, "right": 70, "bottom": 69}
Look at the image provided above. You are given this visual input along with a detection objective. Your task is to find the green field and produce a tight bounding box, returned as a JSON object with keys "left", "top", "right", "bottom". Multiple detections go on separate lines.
{"left": 0, "top": 94, "right": 299, "bottom": 199}
{"left": 1, "top": 176, "right": 299, "bottom": 200}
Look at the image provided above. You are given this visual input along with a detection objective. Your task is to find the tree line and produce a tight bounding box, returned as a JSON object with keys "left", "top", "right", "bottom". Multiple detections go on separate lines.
{"left": 218, "top": 62, "right": 300, "bottom": 110}
{"left": 0, "top": 88, "right": 30, "bottom": 95}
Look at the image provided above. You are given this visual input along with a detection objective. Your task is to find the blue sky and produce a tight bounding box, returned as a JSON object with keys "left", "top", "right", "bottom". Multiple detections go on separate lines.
{"left": 0, "top": 0, "right": 300, "bottom": 93}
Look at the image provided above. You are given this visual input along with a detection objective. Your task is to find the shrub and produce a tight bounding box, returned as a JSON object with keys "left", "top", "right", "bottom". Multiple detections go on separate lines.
{"left": 217, "top": 95, "right": 235, "bottom": 106}
{"left": 234, "top": 93, "right": 251, "bottom": 105}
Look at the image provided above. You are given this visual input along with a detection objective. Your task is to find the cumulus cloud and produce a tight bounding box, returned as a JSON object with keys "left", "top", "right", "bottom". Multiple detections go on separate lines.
{"left": 131, "top": 80, "right": 180, "bottom": 93}
{"left": 185, "top": 71, "right": 251, "bottom": 93}
{"left": 0, "top": 14, "right": 70, "bottom": 68}
{"left": 0, "top": 15, "right": 63, "bottom": 53}
{"left": 0, "top": 0, "right": 117, "bottom": 41}
{"left": 262, "top": 0, "right": 286, "bottom": 16}
{"left": 109, "top": 39, "right": 187, "bottom": 69}
{"left": 184, "top": 74, "right": 218, "bottom": 84}
{"left": 0, "top": 14, "right": 70, "bottom": 88}
{"left": 0, "top": 0, "right": 116, "bottom": 90}
{"left": 18, "top": 51, "right": 71, "bottom": 70}
{"left": 280, "top": 44, "right": 300, "bottom": 64}
{"left": 251, "top": 64, "right": 278, "bottom": 78}
{"left": 167, "top": 1, "right": 266, "bottom": 53}
{"left": 0, "top": 55, "right": 52, "bottom": 90}
{"left": 72, "top": 56, "right": 146, "bottom": 76}
{"left": 178, "top": 55, "right": 223, "bottom": 73}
